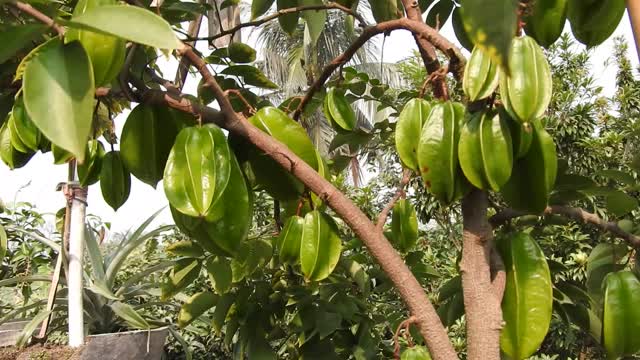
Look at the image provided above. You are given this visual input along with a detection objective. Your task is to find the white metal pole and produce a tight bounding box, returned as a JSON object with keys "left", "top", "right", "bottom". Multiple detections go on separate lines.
{"left": 67, "top": 181, "right": 87, "bottom": 347}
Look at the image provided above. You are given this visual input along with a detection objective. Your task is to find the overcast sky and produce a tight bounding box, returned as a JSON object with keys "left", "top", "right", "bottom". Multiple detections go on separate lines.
{"left": 1, "top": 11, "right": 638, "bottom": 234}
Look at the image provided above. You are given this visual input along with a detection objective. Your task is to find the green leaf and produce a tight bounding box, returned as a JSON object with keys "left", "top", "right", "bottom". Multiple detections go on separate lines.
{"left": 247, "top": 328, "right": 277, "bottom": 359}
{"left": 178, "top": 291, "right": 218, "bottom": 328}
{"left": 368, "top": 0, "right": 400, "bottom": 23}
{"left": 391, "top": 199, "right": 419, "bottom": 252}
{"left": 211, "top": 292, "right": 235, "bottom": 333}
{"left": 251, "top": 0, "right": 275, "bottom": 19}
{"left": 161, "top": 258, "right": 202, "bottom": 300}
{"left": 52, "top": 143, "right": 73, "bottom": 165}
{"left": 597, "top": 169, "right": 636, "bottom": 186}
{"left": 0, "top": 24, "right": 47, "bottom": 65}
{"left": 9, "top": 97, "right": 40, "bottom": 153}
{"left": 67, "top": 5, "right": 180, "bottom": 49}
{"left": 587, "top": 243, "right": 629, "bottom": 279}
{"left": 120, "top": 104, "right": 181, "bottom": 187}
{"left": 228, "top": 42, "right": 257, "bottom": 63}
{"left": 0, "top": 223, "right": 5, "bottom": 261}
{"left": 84, "top": 225, "right": 105, "bottom": 280}
{"left": 459, "top": 0, "right": 518, "bottom": 70}
{"left": 166, "top": 240, "right": 205, "bottom": 258}
{"left": 426, "top": 0, "right": 454, "bottom": 28}
{"left": 603, "top": 271, "right": 640, "bottom": 359}
{"left": 0, "top": 122, "right": 33, "bottom": 170}
{"left": 395, "top": 98, "right": 431, "bottom": 171}
{"left": 15, "top": 310, "right": 52, "bottom": 347}
{"left": 221, "top": 65, "right": 278, "bottom": 89}
{"left": 498, "top": 232, "right": 553, "bottom": 359}
{"left": 77, "top": 140, "right": 105, "bottom": 186}
{"left": 606, "top": 190, "right": 639, "bottom": 217}
{"left": 277, "top": 0, "right": 300, "bottom": 34}
{"left": 23, "top": 38, "right": 94, "bottom": 162}
{"left": 100, "top": 151, "right": 131, "bottom": 211}
{"left": 205, "top": 257, "right": 232, "bottom": 294}
{"left": 164, "top": 125, "right": 231, "bottom": 217}
{"left": 300, "top": 0, "right": 327, "bottom": 46}
{"left": 300, "top": 211, "right": 343, "bottom": 281}
{"left": 110, "top": 301, "right": 150, "bottom": 329}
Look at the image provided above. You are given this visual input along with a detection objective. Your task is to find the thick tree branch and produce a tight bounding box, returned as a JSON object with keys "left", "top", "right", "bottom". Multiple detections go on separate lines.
{"left": 292, "top": 17, "right": 464, "bottom": 120}
{"left": 177, "top": 44, "right": 458, "bottom": 360}
{"left": 491, "top": 206, "right": 640, "bottom": 248}
{"left": 460, "top": 190, "right": 502, "bottom": 360}
{"left": 192, "top": 2, "right": 366, "bottom": 43}
{"left": 376, "top": 168, "right": 412, "bottom": 232}
{"left": 400, "top": 0, "right": 449, "bottom": 99}
{"left": 12, "top": 1, "right": 65, "bottom": 35}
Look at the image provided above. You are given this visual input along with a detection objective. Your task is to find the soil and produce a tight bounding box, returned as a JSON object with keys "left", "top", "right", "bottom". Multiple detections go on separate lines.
{"left": 0, "top": 344, "right": 83, "bottom": 360}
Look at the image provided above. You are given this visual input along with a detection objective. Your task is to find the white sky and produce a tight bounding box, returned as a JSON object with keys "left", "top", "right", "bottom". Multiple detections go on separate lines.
{"left": 1, "top": 11, "right": 638, "bottom": 234}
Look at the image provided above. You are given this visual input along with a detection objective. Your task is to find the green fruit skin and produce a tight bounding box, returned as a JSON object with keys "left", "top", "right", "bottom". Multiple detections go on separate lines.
{"left": 498, "top": 232, "right": 553, "bottom": 360}
{"left": 391, "top": 199, "right": 419, "bottom": 252}
{"left": 0, "top": 121, "right": 33, "bottom": 170}
{"left": 524, "top": 0, "right": 568, "bottom": 48}
{"left": 567, "top": 0, "right": 625, "bottom": 47}
{"left": 100, "top": 151, "right": 131, "bottom": 211}
{"left": 170, "top": 206, "right": 231, "bottom": 257}
{"left": 77, "top": 140, "right": 105, "bottom": 186}
{"left": 463, "top": 46, "right": 500, "bottom": 101}
{"left": 500, "top": 36, "right": 552, "bottom": 125}
{"left": 417, "top": 101, "right": 468, "bottom": 204}
{"left": 458, "top": 110, "right": 513, "bottom": 191}
{"left": 501, "top": 120, "right": 557, "bottom": 214}
{"left": 278, "top": 215, "right": 304, "bottom": 264}
{"left": 325, "top": 87, "right": 357, "bottom": 131}
{"left": 401, "top": 346, "right": 432, "bottom": 360}
{"left": 603, "top": 271, "right": 640, "bottom": 359}
{"left": 66, "top": 0, "right": 126, "bottom": 86}
{"left": 370, "top": 0, "right": 401, "bottom": 23}
{"left": 395, "top": 98, "right": 431, "bottom": 171}
{"left": 504, "top": 110, "right": 533, "bottom": 159}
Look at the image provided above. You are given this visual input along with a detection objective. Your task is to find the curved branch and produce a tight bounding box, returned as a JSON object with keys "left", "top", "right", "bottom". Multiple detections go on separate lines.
{"left": 292, "top": 17, "right": 464, "bottom": 120}
{"left": 12, "top": 1, "right": 65, "bottom": 35}
{"left": 491, "top": 206, "right": 640, "bottom": 248}
{"left": 177, "top": 44, "right": 458, "bottom": 360}
{"left": 376, "top": 168, "right": 412, "bottom": 232}
{"left": 195, "top": 2, "right": 367, "bottom": 43}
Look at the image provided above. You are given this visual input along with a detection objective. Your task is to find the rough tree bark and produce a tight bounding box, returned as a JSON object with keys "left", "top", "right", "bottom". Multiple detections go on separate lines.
{"left": 460, "top": 190, "right": 503, "bottom": 359}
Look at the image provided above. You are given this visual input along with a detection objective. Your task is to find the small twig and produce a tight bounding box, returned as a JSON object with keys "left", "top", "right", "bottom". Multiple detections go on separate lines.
{"left": 12, "top": 1, "right": 65, "bottom": 35}
{"left": 393, "top": 316, "right": 417, "bottom": 359}
{"left": 376, "top": 169, "right": 412, "bottom": 232}
{"left": 195, "top": 3, "right": 367, "bottom": 43}
{"left": 418, "top": 65, "right": 448, "bottom": 98}
{"left": 223, "top": 89, "right": 256, "bottom": 115}
{"left": 490, "top": 206, "right": 640, "bottom": 248}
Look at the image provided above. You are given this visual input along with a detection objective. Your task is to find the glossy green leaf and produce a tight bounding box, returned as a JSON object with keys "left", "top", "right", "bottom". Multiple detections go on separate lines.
{"left": 121, "top": 104, "right": 181, "bottom": 187}
{"left": 205, "top": 256, "right": 232, "bottom": 294}
{"left": 603, "top": 271, "right": 640, "bottom": 359}
{"left": 301, "top": 0, "right": 327, "bottom": 46}
{"left": 606, "top": 190, "right": 638, "bottom": 217}
{"left": 0, "top": 24, "right": 47, "bottom": 65}
{"left": 110, "top": 301, "right": 150, "bottom": 329}
{"left": 391, "top": 199, "right": 419, "bottom": 252}
{"left": 77, "top": 140, "right": 105, "bottom": 186}
{"left": 452, "top": 7, "right": 473, "bottom": 51}
{"left": 395, "top": 99, "right": 431, "bottom": 171}
{"left": 300, "top": 211, "right": 343, "bottom": 281}
{"left": 436, "top": 292, "right": 465, "bottom": 328}
{"left": 596, "top": 169, "right": 636, "bottom": 186}
{"left": 164, "top": 125, "right": 231, "bottom": 217}
{"left": 178, "top": 291, "right": 218, "bottom": 328}
{"left": 170, "top": 206, "right": 232, "bottom": 257}
{"left": 51, "top": 143, "right": 73, "bottom": 165}
{"left": 221, "top": 65, "right": 278, "bottom": 89}
{"left": 324, "top": 88, "right": 356, "bottom": 131}
{"left": 228, "top": 42, "right": 257, "bottom": 63}
{"left": 401, "top": 346, "right": 432, "bottom": 360}
{"left": 100, "top": 151, "right": 131, "bottom": 211}
{"left": 277, "top": 215, "right": 304, "bottom": 264}
{"left": 587, "top": 243, "right": 629, "bottom": 279}
{"left": 23, "top": 39, "right": 94, "bottom": 162}
{"left": 212, "top": 292, "right": 235, "bottom": 333}
{"left": 459, "top": 0, "right": 518, "bottom": 69}
{"left": 252, "top": 0, "right": 275, "bottom": 19}
{"left": 67, "top": 5, "right": 180, "bottom": 49}
{"left": 0, "top": 122, "right": 34, "bottom": 170}
{"left": 499, "top": 232, "right": 553, "bottom": 359}
{"left": 15, "top": 310, "right": 52, "bottom": 348}
{"left": 277, "top": 0, "right": 300, "bottom": 34}
{"left": 166, "top": 240, "right": 205, "bottom": 258}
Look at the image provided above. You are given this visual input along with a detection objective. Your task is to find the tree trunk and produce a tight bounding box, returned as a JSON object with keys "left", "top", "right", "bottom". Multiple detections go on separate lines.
{"left": 460, "top": 190, "right": 503, "bottom": 359}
